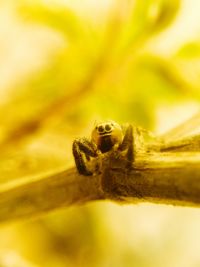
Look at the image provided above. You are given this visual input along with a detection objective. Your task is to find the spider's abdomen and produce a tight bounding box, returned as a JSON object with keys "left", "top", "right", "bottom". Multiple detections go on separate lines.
{"left": 98, "top": 135, "right": 114, "bottom": 153}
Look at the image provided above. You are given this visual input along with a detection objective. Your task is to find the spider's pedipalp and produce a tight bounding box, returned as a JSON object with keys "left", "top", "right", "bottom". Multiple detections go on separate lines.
{"left": 74, "top": 138, "right": 98, "bottom": 157}
{"left": 72, "top": 138, "right": 99, "bottom": 176}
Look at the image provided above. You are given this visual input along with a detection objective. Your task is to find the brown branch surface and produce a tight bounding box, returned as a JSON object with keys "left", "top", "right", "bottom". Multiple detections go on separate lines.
{"left": 0, "top": 168, "right": 104, "bottom": 224}
{"left": 102, "top": 152, "right": 200, "bottom": 207}
{"left": 1, "top": 125, "right": 200, "bottom": 224}
{"left": 1, "top": 150, "right": 200, "bottom": 224}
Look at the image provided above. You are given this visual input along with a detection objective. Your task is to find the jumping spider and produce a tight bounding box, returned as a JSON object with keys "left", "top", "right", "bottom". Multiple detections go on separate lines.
{"left": 72, "top": 121, "right": 133, "bottom": 176}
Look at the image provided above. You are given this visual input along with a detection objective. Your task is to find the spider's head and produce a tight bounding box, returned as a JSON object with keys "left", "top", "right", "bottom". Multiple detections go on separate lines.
{"left": 91, "top": 121, "right": 123, "bottom": 152}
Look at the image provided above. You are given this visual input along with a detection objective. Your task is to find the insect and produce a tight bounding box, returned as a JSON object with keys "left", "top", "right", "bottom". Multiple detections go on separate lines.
{"left": 72, "top": 121, "right": 134, "bottom": 176}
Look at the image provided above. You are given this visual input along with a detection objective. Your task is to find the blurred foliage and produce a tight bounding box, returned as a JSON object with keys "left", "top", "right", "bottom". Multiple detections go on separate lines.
{"left": 0, "top": 0, "right": 200, "bottom": 266}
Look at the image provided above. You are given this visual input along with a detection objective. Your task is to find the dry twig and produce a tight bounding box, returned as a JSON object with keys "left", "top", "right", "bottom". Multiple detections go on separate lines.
{"left": 1, "top": 121, "right": 200, "bottom": 224}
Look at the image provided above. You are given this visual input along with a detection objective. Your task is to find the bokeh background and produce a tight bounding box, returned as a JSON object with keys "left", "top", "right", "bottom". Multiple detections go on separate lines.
{"left": 0, "top": 0, "right": 200, "bottom": 266}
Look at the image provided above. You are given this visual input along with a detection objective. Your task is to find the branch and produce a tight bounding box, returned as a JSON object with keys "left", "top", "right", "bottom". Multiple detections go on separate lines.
{"left": 1, "top": 127, "right": 200, "bottom": 224}
{"left": 101, "top": 152, "right": 200, "bottom": 207}
{"left": 1, "top": 151, "right": 200, "bottom": 224}
{"left": 0, "top": 168, "right": 104, "bottom": 224}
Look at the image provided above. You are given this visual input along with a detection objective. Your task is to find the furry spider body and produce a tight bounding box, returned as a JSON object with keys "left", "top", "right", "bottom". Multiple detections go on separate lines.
{"left": 72, "top": 121, "right": 133, "bottom": 176}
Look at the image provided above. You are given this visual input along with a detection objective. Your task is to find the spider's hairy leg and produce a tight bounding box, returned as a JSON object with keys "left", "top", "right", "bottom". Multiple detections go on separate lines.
{"left": 119, "top": 124, "right": 134, "bottom": 167}
{"left": 72, "top": 138, "right": 98, "bottom": 176}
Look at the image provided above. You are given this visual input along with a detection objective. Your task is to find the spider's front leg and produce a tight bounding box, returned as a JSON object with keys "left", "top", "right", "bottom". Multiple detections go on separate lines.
{"left": 72, "top": 138, "right": 99, "bottom": 176}
{"left": 118, "top": 124, "right": 134, "bottom": 168}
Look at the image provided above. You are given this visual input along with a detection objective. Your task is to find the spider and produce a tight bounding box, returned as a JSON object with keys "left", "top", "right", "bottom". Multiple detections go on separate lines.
{"left": 72, "top": 121, "right": 134, "bottom": 176}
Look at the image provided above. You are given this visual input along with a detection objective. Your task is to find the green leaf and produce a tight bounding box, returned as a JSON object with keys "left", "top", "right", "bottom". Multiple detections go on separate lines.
{"left": 18, "top": 2, "right": 88, "bottom": 41}
{"left": 176, "top": 42, "right": 200, "bottom": 58}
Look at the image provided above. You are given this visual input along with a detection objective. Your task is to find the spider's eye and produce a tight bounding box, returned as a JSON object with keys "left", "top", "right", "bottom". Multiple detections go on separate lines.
{"left": 105, "top": 124, "right": 111, "bottom": 131}
{"left": 98, "top": 125, "right": 104, "bottom": 133}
